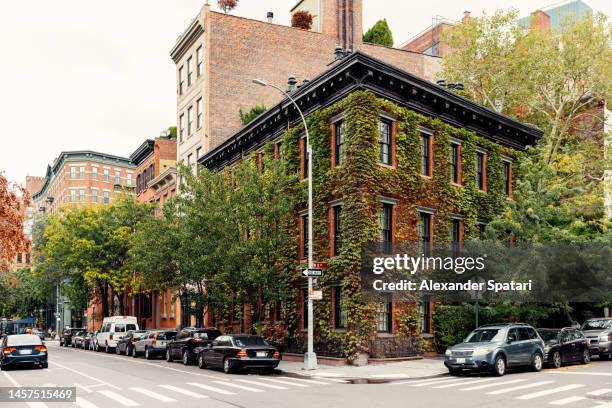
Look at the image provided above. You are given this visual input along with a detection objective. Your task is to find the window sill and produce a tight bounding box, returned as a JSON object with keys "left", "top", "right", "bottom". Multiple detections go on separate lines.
{"left": 421, "top": 174, "right": 433, "bottom": 179}
{"left": 376, "top": 332, "right": 394, "bottom": 338}
{"left": 332, "top": 328, "right": 347, "bottom": 333}
{"left": 421, "top": 333, "right": 433, "bottom": 338}
{"left": 451, "top": 182, "right": 462, "bottom": 188}
{"left": 378, "top": 163, "right": 395, "bottom": 170}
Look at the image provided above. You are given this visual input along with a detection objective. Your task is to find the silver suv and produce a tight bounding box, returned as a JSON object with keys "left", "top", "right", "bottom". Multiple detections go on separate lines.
{"left": 581, "top": 318, "right": 612, "bottom": 359}
{"left": 133, "top": 330, "right": 177, "bottom": 360}
{"left": 444, "top": 323, "right": 545, "bottom": 376}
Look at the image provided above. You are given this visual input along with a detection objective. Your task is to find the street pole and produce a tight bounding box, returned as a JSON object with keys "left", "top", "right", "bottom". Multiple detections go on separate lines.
{"left": 252, "top": 79, "right": 317, "bottom": 370}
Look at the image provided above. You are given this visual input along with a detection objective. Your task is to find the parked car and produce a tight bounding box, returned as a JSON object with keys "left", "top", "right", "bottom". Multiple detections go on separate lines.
{"left": 115, "top": 330, "right": 147, "bottom": 356}
{"left": 31, "top": 328, "right": 45, "bottom": 341}
{"left": 197, "top": 334, "right": 280, "bottom": 374}
{"left": 60, "top": 328, "right": 84, "bottom": 347}
{"left": 95, "top": 316, "right": 139, "bottom": 353}
{"left": 82, "top": 332, "right": 94, "bottom": 350}
{"left": 581, "top": 318, "right": 612, "bottom": 360}
{"left": 0, "top": 334, "right": 48, "bottom": 369}
{"left": 537, "top": 328, "right": 590, "bottom": 368}
{"left": 166, "top": 327, "right": 221, "bottom": 365}
{"left": 134, "top": 330, "right": 177, "bottom": 360}
{"left": 72, "top": 331, "right": 85, "bottom": 348}
{"left": 444, "top": 323, "right": 545, "bottom": 376}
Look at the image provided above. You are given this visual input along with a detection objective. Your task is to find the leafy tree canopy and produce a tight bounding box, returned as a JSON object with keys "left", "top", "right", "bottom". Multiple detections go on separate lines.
{"left": 363, "top": 19, "right": 394, "bottom": 47}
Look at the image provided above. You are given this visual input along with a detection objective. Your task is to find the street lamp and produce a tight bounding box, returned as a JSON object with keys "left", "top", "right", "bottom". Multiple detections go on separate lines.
{"left": 252, "top": 78, "right": 317, "bottom": 370}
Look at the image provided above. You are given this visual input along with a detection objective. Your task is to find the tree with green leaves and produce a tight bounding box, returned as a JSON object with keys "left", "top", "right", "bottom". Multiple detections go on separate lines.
{"left": 240, "top": 104, "right": 267, "bottom": 125}
{"left": 363, "top": 19, "right": 394, "bottom": 47}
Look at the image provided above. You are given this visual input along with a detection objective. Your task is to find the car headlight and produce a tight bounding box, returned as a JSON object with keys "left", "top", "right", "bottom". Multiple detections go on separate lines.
{"left": 600, "top": 334, "right": 610, "bottom": 342}
{"left": 445, "top": 349, "right": 452, "bottom": 356}
{"left": 474, "top": 347, "right": 492, "bottom": 354}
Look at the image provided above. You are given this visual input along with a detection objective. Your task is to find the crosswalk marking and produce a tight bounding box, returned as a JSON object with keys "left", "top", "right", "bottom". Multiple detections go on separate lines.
{"left": 549, "top": 396, "right": 587, "bottom": 405}
{"left": 262, "top": 378, "right": 311, "bottom": 387}
{"left": 411, "top": 378, "right": 467, "bottom": 387}
{"left": 460, "top": 378, "right": 527, "bottom": 391}
{"left": 76, "top": 397, "right": 99, "bottom": 408}
{"left": 131, "top": 387, "right": 177, "bottom": 402}
{"left": 275, "top": 376, "right": 331, "bottom": 385}
{"left": 188, "top": 382, "right": 237, "bottom": 395}
{"left": 236, "top": 379, "right": 288, "bottom": 390}
{"left": 212, "top": 380, "right": 265, "bottom": 392}
{"left": 159, "top": 385, "right": 208, "bottom": 399}
{"left": 394, "top": 377, "right": 459, "bottom": 385}
{"left": 314, "top": 377, "right": 348, "bottom": 383}
{"left": 432, "top": 378, "right": 498, "bottom": 389}
{"left": 587, "top": 388, "right": 612, "bottom": 396}
{"left": 517, "top": 384, "right": 584, "bottom": 400}
{"left": 486, "top": 380, "right": 554, "bottom": 395}
{"left": 97, "top": 390, "right": 140, "bottom": 407}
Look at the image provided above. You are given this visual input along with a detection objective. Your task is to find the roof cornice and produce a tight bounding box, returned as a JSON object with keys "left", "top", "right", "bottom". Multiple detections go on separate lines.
{"left": 129, "top": 139, "right": 155, "bottom": 166}
{"left": 170, "top": 18, "right": 204, "bottom": 63}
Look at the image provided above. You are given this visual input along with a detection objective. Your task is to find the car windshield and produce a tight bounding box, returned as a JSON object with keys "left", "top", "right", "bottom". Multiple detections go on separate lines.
{"left": 194, "top": 330, "right": 220, "bottom": 340}
{"left": 464, "top": 329, "right": 503, "bottom": 343}
{"left": 6, "top": 334, "right": 42, "bottom": 346}
{"left": 233, "top": 336, "right": 269, "bottom": 347}
{"left": 582, "top": 320, "right": 612, "bottom": 330}
{"left": 134, "top": 332, "right": 146, "bottom": 339}
{"left": 538, "top": 330, "right": 559, "bottom": 342}
{"left": 157, "top": 331, "right": 176, "bottom": 340}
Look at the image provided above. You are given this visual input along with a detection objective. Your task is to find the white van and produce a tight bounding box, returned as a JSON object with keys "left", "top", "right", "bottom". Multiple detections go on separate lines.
{"left": 95, "top": 316, "right": 139, "bottom": 353}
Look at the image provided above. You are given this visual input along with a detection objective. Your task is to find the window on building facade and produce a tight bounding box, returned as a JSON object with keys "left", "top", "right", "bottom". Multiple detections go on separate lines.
{"left": 332, "top": 205, "right": 342, "bottom": 256}
{"left": 187, "top": 57, "right": 193, "bottom": 86}
{"left": 79, "top": 166, "right": 85, "bottom": 179}
{"left": 333, "top": 286, "right": 347, "bottom": 329}
{"left": 380, "top": 203, "right": 393, "bottom": 253}
{"left": 420, "top": 295, "right": 432, "bottom": 334}
{"left": 149, "top": 163, "right": 154, "bottom": 179}
{"left": 25, "top": 253, "right": 30, "bottom": 264}
{"left": 114, "top": 171, "right": 120, "bottom": 185}
{"left": 476, "top": 152, "right": 486, "bottom": 191}
{"left": 187, "top": 154, "right": 192, "bottom": 170}
{"left": 178, "top": 66, "right": 184, "bottom": 95}
{"left": 70, "top": 189, "right": 76, "bottom": 202}
{"left": 421, "top": 133, "right": 431, "bottom": 176}
{"left": 477, "top": 222, "right": 487, "bottom": 238}
{"left": 302, "top": 288, "right": 308, "bottom": 329}
{"left": 301, "top": 214, "right": 309, "bottom": 259}
{"left": 503, "top": 161, "right": 511, "bottom": 197}
{"left": 70, "top": 167, "right": 76, "bottom": 179}
{"left": 196, "top": 46, "right": 203, "bottom": 76}
{"left": 419, "top": 212, "right": 432, "bottom": 256}
{"left": 196, "top": 147, "right": 202, "bottom": 160}
{"left": 79, "top": 189, "right": 85, "bottom": 202}
{"left": 92, "top": 189, "right": 98, "bottom": 203}
{"left": 187, "top": 107, "right": 193, "bottom": 136}
{"left": 334, "top": 121, "right": 344, "bottom": 166}
{"left": 197, "top": 98, "right": 203, "bottom": 129}
{"left": 451, "top": 218, "right": 461, "bottom": 255}
{"left": 92, "top": 166, "right": 98, "bottom": 180}
{"left": 103, "top": 190, "right": 110, "bottom": 204}
{"left": 17, "top": 253, "right": 22, "bottom": 263}
{"left": 126, "top": 173, "right": 132, "bottom": 187}
{"left": 376, "top": 292, "right": 393, "bottom": 333}
{"left": 450, "top": 143, "right": 460, "bottom": 184}
{"left": 103, "top": 169, "right": 110, "bottom": 181}
{"left": 179, "top": 114, "right": 185, "bottom": 142}
{"left": 379, "top": 119, "right": 392, "bottom": 165}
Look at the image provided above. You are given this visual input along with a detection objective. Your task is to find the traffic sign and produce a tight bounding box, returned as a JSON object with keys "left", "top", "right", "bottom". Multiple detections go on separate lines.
{"left": 309, "top": 290, "right": 323, "bottom": 300}
{"left": 302, "top": 269, "right": 324, "bottom": 277}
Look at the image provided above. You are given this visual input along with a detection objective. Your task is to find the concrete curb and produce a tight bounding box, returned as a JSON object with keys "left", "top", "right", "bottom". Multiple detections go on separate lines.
{"left": 277, "top": 368, "right": 449, "bottom": 383}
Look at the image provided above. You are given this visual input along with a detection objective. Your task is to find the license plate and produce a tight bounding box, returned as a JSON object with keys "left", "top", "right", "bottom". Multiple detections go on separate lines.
{"left": 456, "top": 358, "right": 465, "bottom": 363}
{"left": 256, "top": 351, "right": 267, "bottom": 357}
{"left": 19, "top": 349, "right": 32, "bottom": 355}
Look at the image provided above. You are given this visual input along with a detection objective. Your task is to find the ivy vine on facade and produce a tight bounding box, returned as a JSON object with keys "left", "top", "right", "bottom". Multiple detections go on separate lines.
{"left": 199, "top": 51, "right": 542, "bottom": 361}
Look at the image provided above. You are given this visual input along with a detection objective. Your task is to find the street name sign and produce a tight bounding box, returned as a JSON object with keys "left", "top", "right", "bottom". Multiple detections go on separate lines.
{"left": 302, "top": 269, "right": 324, "bottom": 277}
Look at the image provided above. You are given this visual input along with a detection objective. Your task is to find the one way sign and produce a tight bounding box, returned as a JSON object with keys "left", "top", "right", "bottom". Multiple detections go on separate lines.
{"left": 302, "top": 269, "right": 324, "bottom": 277}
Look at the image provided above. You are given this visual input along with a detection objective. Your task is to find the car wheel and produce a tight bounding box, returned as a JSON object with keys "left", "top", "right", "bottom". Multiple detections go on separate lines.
{"left": 552, "top": 351, "right": 562, "bottom": 368}
{"left": 198, "top": 354, "right": 207, "bottom": 369}
{"left": 531, "top": 353, "right": 543, "bottom": 372}
{"left": 581, "top": 349, "right": 591, "bottom": 364}
{"left": 145, "top": 348, "right": 151, "bottom": 360}
{"left": 223, "top": 358, "right": 233, "bottom": 374}
{"left": 448, "top": 368, "right": 462, "bottom": 376}
{"left": 182, "top": 350, "right": 191, "bottom": 366}
{"left": 166, "top": 349, "right": 173, "bottom": 362}
{"left": 493, "top": 355, "right": 506, "bottom": 376}
{"left": 115, "top": 346, "right": 121, "bottom": 355}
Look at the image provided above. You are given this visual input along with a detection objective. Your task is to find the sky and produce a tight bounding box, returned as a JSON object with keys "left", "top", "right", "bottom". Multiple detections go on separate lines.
{"left": 1, "top": 0, "right": 610, "bottom": 184}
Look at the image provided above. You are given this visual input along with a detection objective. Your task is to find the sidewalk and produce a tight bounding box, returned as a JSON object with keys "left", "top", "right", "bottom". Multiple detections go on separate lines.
{"left": 278, "top": 357, "right": 448, "bottom": 382}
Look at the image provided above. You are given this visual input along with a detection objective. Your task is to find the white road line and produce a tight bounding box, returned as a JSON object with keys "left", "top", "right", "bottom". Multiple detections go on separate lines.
{"left": 517, "top": 384, "right": 585, "bottom": 400}
{"left": 159, "top": 384, "right": 208, "bottom": 399}
{"left": 261, "top": 378, "right": 310, "bottom": 387}
{"left": 487, "top": 380, "right": 554, "bottom": 395}
{"left": 551, "top": 372, "right": 612, "bottom": 377}
{"left": 74, "top": 383, "right": 92, "bottom": 393}
{"left": 76, "top": 396, "right": 99, "bottom": 408}
{"left": 187, "top": 382, "right": 237, "bottom": 395}
{"left": 410, "top": 378, "right": 468, "bottom": 387}
{"left": 50, "top": 361, "right": 120, "bottom": 390}
{"left": 212, "top": 380, "right": 265, "bottom": 392}
{"left": 131, "top": 387, "right": 177, "bottom": 402}
{"left": 432, "top": 378, "right": 498, "bottom": 389}
{"left": 97, "top": 390, "right": 140, "bottom": 407}
{"left": 235, "top": 379, "right": 288, "bottom": 390}
{"left": 2, "top": 371, "right": 48, "bottom": 408}
{"left": 587, "top": 388, "right": 612, "bottom": 396}
{"left": 460, "top": 379, "right": 527, "bottom": 391}
{"left": 394, "top": 377, "right": 458, "bottom": 385}
{"left": 549, "top": 396, "right": 587, "bottom": 405}
{"left": 274, "top": 376, "right": 331, "bottom": 385}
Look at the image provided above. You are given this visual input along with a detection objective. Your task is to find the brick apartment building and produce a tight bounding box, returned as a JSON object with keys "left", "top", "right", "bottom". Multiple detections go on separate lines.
{"left": 198, "top": 51, "right": 542, "bottom": 360}
{"left": 170, "top": 0, "right": 441, "bottom": 166}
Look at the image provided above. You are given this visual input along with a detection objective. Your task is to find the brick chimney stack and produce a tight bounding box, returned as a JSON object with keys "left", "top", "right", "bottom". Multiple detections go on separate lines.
{"left": 462, "top": 11, "right": 471, "bottom": 23}
{"left": 530, "top": 10, "right": 551, "bottom": 33}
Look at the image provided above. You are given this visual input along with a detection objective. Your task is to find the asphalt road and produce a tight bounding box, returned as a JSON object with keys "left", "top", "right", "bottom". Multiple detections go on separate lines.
{"left": 1, "top": 341, "right": 611, "bottom": 408}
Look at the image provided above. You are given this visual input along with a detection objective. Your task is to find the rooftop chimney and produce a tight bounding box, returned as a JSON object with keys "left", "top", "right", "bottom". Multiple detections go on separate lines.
{"left": 462, "top": 11, "right": 471, "bottom": 23}
{"left": 287, "top": 75, "right": 298, "bottom": 93}
{"left": 267, "top": 12, "right": 274, "bottom": 23}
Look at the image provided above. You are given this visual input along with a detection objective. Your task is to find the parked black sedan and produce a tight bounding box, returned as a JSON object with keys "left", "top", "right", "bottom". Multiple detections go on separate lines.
{"left": 0, "top": 334, "right": 48, "bottom": 369}
{"left": 197, "top": 334, "right": 280, "bottom": 374}
{"left": 116, "top": 330, "right": 147, "bottom": 356}
{"left": 538, "top": 328, "right": 590, "bottom": 368}
{"left": 59, "top": 328, "right": 84, "bottom": 347}
{"left": 166, "top": 327, "right": 221, "bottom": 365}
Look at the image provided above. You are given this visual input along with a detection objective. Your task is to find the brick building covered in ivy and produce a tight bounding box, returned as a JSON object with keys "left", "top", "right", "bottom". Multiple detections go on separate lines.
{"left": 198, "top": 51, "right": 542, "bottom": 362}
